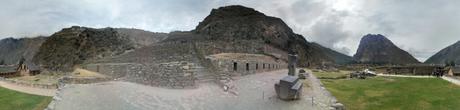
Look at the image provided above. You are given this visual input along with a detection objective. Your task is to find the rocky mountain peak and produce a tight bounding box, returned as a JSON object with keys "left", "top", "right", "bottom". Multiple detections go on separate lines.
{"left": 205, "top": 5, "right": 266, "bottom": 19}
{"left": 192, "top": 5, "right": 353, "bottom": 66}
{"left": 354, "top": 34, "right": 419, "bottom": 64}
{"left": 194, "top": 5, "right": 295, "bottom": 50}
{"left": 360, "top": 34, "right": 395, "bottom": 46}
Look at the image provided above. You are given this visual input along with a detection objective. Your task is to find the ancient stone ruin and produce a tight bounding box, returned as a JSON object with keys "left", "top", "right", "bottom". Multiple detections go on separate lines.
{"left": 275, "top": 54, "right": 303, "bottom": 100}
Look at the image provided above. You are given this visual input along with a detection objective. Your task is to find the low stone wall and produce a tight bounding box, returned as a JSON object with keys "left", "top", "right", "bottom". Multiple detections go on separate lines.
{"left": 315, "top": 77, "right": 345, "bottom": 110}
{"left": 58, "top": 76, "right": 112, "bottom": 85}
{"left": 0, "top": 77, "right": 57, "bottom": 89}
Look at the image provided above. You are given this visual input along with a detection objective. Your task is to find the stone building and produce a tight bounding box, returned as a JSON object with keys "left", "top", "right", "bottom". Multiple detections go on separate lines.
{"left": 17, "top": 61, "right": 41, "bottom": 76}
{"left": 385, "top": 65, "right": 443, "bottom": 75}
{"left": 0, "top": 61, "right": 41, "bottom": 78}
{"left": 206, "top": 53, "right": 287, "bottom": 78}
{"left": 0, "top": 66, "right": 19, "bottom": 78}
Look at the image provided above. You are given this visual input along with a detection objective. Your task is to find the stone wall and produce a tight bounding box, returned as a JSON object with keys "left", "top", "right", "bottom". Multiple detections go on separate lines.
{"left": 206, "top": 53, "right": 287, "bottom": 79}
{"left": 83, "top": 61, "right": 197, "bottom": 89}
{"left": 58, "top": 76, "right": 112, "bottom": 84}
{"left": 83, "top": 40, "right": 289, "bottom": 88}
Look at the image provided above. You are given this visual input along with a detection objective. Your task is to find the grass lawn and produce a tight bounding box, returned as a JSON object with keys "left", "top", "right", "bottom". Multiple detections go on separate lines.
{"left": 320, "top": 76, "right": 460, "bottom": 110}
{"left": 0, "top": 86, "right": 52, "bottom": 110}
{"left": 313, "top": 70, "right": 350, "bottom": 79}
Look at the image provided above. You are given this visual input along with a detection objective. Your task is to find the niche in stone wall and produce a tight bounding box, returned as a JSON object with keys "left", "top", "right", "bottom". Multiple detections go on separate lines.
{"left": 233, "top": 62, "right": 237, "bottom": 71}
{"left": 246, "top": 63, "right": 249, "bottom": 71}
{"left": 256, "top": 63, "right": 259, "bottom": 70}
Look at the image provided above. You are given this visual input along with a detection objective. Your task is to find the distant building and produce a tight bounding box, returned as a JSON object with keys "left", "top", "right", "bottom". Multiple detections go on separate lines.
{"left": 385, "top": 65, "right": 443, "bottom": 76}
{"left": 0, "top": 66, "right": 19, "bottom": 78}
{"left": 0, "top": 61, "right": 41, "bottom": 78}
{"left": 17, "top": 61, "right": 41, "bottom": 76}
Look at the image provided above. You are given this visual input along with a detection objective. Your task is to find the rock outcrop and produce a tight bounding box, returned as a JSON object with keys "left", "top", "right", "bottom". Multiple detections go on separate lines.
{"left": 425, "top": 41, "right": 460, "bottom": 64}
{"left": 353, "top": 34, "right": 419, "bottom": 64}
{"left": 195, "top": 5, "right": 353, "bottom": 66}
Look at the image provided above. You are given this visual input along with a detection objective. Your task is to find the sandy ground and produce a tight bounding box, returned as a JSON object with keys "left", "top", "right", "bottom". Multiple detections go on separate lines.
{"left": 53, "top": 69, "right": 336, "bottom": 110}
{"left": 73, "top": 68, "right": 107, "bottom": 78}
{"left": 0, "top": 81, "right": 56, "bottom": 96}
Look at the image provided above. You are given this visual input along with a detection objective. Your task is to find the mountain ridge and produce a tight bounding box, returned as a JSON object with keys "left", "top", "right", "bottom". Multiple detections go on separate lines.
{"left": 425, "top": 40, "right": 460, "bottom": 64}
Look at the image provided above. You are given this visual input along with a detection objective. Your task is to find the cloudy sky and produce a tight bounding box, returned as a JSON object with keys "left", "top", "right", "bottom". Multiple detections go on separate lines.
{"left": 1, "top": 0, "right": 460, "bottom": 62}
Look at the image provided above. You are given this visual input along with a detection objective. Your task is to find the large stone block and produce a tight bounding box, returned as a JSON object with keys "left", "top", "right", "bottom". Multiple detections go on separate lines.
{"left": 275, "top": 76, "right": 303, "bottom": 100}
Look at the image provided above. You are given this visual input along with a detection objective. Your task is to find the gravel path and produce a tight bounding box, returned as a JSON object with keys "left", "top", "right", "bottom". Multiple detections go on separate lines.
{"left": 376, "top": 74, "right": 460, "bottom": 87}
{"left": 53, "top": 69, "right": 336, "bottom": 110}
{"left": 441, "top": 76, "right": 460, "bottom": 85}
{"left": 0, "top": 80, "right": 56, "bottom": 96}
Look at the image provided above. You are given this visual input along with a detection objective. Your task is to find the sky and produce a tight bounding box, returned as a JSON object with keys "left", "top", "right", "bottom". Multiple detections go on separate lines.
{"left": 1, "top": 0, "right": 460, "bottom": 62}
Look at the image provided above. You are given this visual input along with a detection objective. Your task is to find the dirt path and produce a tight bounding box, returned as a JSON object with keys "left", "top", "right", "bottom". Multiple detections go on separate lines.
{"left": 0, "top": 81, "right": 56, "bottom": 96}
{"left": 52, "top": 69, "right": 336, "bottom": 110}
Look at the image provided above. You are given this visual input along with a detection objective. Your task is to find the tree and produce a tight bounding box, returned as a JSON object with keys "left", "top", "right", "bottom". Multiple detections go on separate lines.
{"left": 450, "top": 61, "right": 457, "bottom": 66}
{"left": 19, "top": 57, "right": 25, "bottom": 65}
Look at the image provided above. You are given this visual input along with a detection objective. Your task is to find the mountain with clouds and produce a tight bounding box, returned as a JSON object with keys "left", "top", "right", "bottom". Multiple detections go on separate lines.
{"left": 1, "top": 5, "right": 355, "bottom": 71}
{"left": 353, "top": 34, "right": 419, "bottom": 64}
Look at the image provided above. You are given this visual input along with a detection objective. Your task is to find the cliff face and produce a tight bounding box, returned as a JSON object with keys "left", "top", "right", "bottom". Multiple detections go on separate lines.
{"left": 425, "top": 41, "right": 460, "bottom": 64}
{"left": 353, "top": 34, "right": 419, "bottom": 64}
{"left": 0, "top": 37, "right": 47, "bottom": 65}
{"left": 194, "top": 5, "right": 352, "bottom": 66}
{"left": 33, "top": 26, "right": 167, "bottom": 71}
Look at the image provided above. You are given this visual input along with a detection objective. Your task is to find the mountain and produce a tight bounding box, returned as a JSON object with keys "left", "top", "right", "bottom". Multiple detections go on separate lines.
{"left": 310, "top": 43, "right": 354, "bottom": 64}
{"left": 353, "top": 34, "right": 419, "bottom": 64}
{"left": 194, "top": 5, "right": 352, "bottom": 66}
{"left": 425, "top": 41, "right": 460, "bottom": 64}
{"left": 0, "top": 37, "right": 47, "bottom": 65}
{"left": 33, "top": 26, "right": 167, "bottom": 71}
{"left": 29, "top": 5, "right": 353, "bottom": 71}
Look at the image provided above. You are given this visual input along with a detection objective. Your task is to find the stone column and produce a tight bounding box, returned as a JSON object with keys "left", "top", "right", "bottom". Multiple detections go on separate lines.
{"left": 288, "top": 54, "right": 298, "bottom": 76}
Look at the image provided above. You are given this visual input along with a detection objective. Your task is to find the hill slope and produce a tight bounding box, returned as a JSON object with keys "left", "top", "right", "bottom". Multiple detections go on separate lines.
{"left": 425, "top": 41, "right": 460, "bottom": 64}
{"left": 0, "top": 37, "right": 47, "bottom": 64}
{"left": 34, "top": 26, "right": 167, "bottom": 71}
{"left": 353, "top": 34, "right": 419, "bottom": 64}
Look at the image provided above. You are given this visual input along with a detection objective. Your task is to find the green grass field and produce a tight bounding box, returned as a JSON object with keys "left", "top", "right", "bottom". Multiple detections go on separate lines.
{"left": 317, "top": 72, "right": 460, "bottom": 110}
{"left": 0, "top": 86, "right": 52, "bottom": 110}
{"left": 313, "top": 70, "right": 350, "bottom": 79}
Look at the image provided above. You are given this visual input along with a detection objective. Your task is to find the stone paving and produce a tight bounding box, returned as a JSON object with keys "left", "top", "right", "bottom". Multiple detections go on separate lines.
{"left": 52, "top": 69, "right": 337, "bottom": 110}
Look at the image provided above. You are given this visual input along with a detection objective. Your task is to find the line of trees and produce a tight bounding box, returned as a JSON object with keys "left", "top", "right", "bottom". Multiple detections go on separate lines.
{"left": 445, "top": 60, "right": 456, "bottom": 67}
